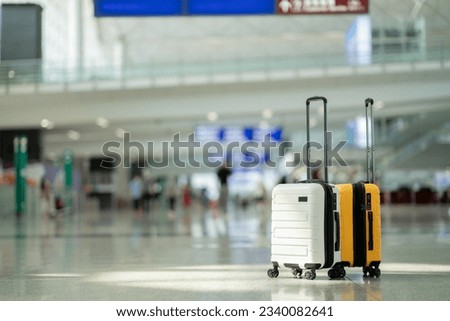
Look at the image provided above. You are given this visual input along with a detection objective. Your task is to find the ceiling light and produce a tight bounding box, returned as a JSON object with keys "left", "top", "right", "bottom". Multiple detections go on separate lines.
{"left": 374, "top": 101, "right": 385, "bottom": 110}
{"left": 262, "top": 108, "right": 273, "bottom": 119}
{"left": 67, "top": 130, "right": 80, "bottom": 141}
{"left": 207, "top": 111, "right": 218, "bottom": 122}
{"left": 115, "top": 128, "right": 126, "bottom": 139}
{"left": 40, "top": 119, "right": 55, "bottom": 129}
{"left": 95, "top": 117, "right": 109, "bottom": 128}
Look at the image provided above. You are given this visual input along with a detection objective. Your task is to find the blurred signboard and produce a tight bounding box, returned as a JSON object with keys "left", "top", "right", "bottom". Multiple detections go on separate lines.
{"left": 94, "top": 0, "right": 275, "bottom": 17}
{"left": 94, "top": 0, "right": 183, "bottom": 16}
{"left": 195, "top": 125, "right": 283, "bottom": 168}
{"left": 195, "top": 126, "right": 283, "bottom": 145}
{"left": 277, "top": 0, "right": 369, "bottom": 15}
{"left": 345, "top": 16, "right": 372, "bottom": 65}
{"left": 94, "top": 0, "right": 368, "bottom": 17}
{"left": 188, "top": 0, "right": 276, "bottom": 15}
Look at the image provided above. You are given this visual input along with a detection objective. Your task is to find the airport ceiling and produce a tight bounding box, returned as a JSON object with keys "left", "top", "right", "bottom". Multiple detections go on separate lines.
{"left": 94, "top": 0, "right": 450, "bottom": 63}
{"left": 0, "top": 0, "right": 449, "bottom": 166}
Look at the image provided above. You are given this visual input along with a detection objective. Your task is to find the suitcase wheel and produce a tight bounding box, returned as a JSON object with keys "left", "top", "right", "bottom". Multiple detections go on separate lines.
{"left": 328, "top": 266, "right": 346, "bottom": 279}
{"left": 363, "top": 267, "right": 370, "bottom": 277}
{"left": 363, "top": 266, "right": 381, "bottom": 278}
{"left": 291, "top": 268, "right": 303, "bottom": 278}
{"left": 304, "top": 270, "right": 316, "bottom": 280}
{"left": 267, "top": 268, "right": 279, "bottom": 278}
{"left": 374, "top": 267, "right": 381, "bottom": 278}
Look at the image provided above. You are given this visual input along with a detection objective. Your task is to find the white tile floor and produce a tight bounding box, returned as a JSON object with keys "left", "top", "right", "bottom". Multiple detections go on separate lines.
{"left": 0, "top": 201, "right": 449, "bottom": 301}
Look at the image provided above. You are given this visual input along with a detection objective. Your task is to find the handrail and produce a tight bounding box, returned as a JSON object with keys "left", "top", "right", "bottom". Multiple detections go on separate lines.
{"left": 1, "top": 46, "right": 449, "bottom": 91}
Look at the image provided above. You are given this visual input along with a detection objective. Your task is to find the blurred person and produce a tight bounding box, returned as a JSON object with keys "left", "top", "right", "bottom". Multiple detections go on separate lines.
{"left": 200, "top": 188, "right": 209, "bottom": 210}
{"left": 129, "top": 174, "right": 143, "bottom": 214}
{"left": 141, "top": 175, "right": 152, "bottom": 213}
{"left": 182, "top": 183, "right": 193, "bottom": 227}
{"left": 254, "top": 179, "right": 269, "bottom": 231}
{"left": 40, "top": 178, "right": 56, "bottom": 218}
{"left": 254, "top": 179, "right": 267, "bottom": 206}
{"left": 149, "top": 178, "right": 163, "bottom": 213}
{"left": 216, "top": 161, "right": 232, "bottom": 212}
{"left": 54, "top": 194, "right": 65, "bottom": 213}
{"left": 277, "top": 174, "right": 288, "bottom": 184}
{"left": 0, "top": 158, "right": 3, "bottom": 182}
{"left": 440, "top": 188, "right": 449, "bottom": 204}
{"left": 165, "top": 177, "right": 179, "bottom": 221}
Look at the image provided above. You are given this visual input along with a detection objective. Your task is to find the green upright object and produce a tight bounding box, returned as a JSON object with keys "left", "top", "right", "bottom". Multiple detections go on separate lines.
{"left": 64, "top": 150, "right": 73, "bottom": 209}
{"left": 14, "top": 136, "right": 28, "bottom": 215}
{"left": 64, "top": 150, "right": 73, "bottom": 189}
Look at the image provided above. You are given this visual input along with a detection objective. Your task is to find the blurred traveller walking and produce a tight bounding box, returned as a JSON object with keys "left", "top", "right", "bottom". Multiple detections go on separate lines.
{"left": 129, "top": 174, "right": 143, "bottom": 214}
{"left": 40, "top": 178, "right": 56, "bottom": 218}
{"left": 181, "top": 183, "right": 193, "bottom": 232}
{"left": 254, "top": 179, "right": 269, "bottom": 231}
{"left": 216, "top": 161, "right": 232, "bottom": 213}
{"left": 166, "top": 176, "right": 179, "bottom": 221}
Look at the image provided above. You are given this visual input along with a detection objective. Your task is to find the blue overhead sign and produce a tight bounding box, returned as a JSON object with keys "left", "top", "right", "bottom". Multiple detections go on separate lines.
{"left": 195, "top": 125, "right": 283, "bottom": 144}
{"left": 188, "top": 0, "right": 275, "bottom": 15}
{"left": 94, "top": 0, "right": 276, "bottom": 17}
{"left": 94, "top": 0, "right": 183, "bottom": 17}
{"left": 94, "top": 0, "right": 369, "bottom": 17}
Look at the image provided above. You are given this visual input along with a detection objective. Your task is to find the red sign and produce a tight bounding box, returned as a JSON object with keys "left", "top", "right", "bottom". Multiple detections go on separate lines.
{"left": 277, "top": 0, "right": 369, "bottom": 15}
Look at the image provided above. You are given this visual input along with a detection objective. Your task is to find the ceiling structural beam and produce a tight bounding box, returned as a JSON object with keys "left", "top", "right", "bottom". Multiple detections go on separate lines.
{"left": 410, "top": 0, "right": 427, "bottom": 19}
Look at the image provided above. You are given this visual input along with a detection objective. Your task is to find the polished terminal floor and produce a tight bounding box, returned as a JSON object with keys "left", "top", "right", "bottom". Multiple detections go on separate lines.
{"left": 0, "top": 200, "right": 449, "bottom": 301}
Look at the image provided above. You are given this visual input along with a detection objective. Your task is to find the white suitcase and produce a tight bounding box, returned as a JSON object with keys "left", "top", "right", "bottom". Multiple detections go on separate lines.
{"left": 268, "top": 182, "right": 341, "bottom": 280}
{"left": 267, "top": 96, "right": 342, "bottom": 280}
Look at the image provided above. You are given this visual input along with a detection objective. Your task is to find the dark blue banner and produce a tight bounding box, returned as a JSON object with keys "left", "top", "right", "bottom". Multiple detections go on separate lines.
{"left": 188, "top": 0, "right": 275, "bottom": 15}
{"left": 94, "top": 0, "right": 276, "bottom": 17}
{"left": 94, "top": 0, "right": 183, "bottom": 17}
{"left": 195, "top": 126, "right": 283, "bottom": 144}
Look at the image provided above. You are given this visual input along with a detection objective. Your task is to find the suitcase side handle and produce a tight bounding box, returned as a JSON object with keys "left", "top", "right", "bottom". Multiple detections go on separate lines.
{"left": 306, "top": 96, "right": 328, "bottom": 182}
{"left": 365, "top": 98, "right": 375, "bottom": 183}
{"left": 368, "top": 211, "right": 374, "bottom": 251}
{"left": 334, "top": 211, "right": 340, "bottom": 251}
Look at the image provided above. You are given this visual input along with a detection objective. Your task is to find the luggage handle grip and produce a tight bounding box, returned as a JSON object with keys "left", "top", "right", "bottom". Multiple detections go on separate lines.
{"left": 306, "top": 96, "right": 328, "bottom": 183}
{"left": 307, "top": 96, "right": 328, "bottom": 105}
{"left": 365, "top": 98, "right": 374, "bottom": 107}
{"left": 365, "top": 98, "right": 375, "bottom": 183}
{"left": 298, "top": 179, "right": 327, "bottom": 184}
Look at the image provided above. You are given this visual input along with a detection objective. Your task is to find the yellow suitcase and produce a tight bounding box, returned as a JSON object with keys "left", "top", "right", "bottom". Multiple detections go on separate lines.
{"left": 334, "top": 98, "right": 382, "bottom": 278}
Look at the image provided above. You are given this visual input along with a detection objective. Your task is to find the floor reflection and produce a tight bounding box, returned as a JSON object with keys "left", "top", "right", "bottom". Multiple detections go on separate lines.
{"left": 0, "top": 203, "right": 448, "bottom": 300}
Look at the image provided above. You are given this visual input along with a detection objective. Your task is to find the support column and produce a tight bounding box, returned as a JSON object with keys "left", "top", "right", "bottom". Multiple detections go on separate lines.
{"left": 14, "top": 136, "right": 28, "bottom": 215}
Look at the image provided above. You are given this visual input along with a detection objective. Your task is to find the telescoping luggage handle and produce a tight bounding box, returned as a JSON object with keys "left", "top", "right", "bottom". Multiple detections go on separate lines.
{"left": 306, "top": 96, "right": 329, "bottom": 183}
{"left": 365, "top": 98, "right": 375, "bottom": 184}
